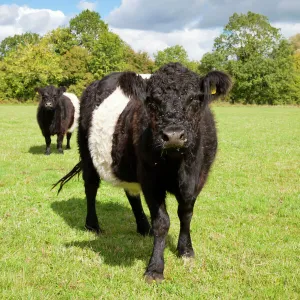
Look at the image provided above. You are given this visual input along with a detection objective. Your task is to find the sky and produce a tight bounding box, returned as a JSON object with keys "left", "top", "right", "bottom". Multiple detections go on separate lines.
{"left": 1, "top": 0, "right": 300, "bottom": 60}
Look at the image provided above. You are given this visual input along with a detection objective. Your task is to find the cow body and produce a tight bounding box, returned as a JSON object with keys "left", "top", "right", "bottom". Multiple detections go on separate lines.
{"left": 55, "top": 63, "right": 231, "bottom": 282}
{"left": 36, "top": 86, "right": 79, "bottom": 155}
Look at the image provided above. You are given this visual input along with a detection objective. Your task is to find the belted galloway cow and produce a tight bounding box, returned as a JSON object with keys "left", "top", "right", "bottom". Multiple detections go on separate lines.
{"left": 53, "top": 62, "right": 231, "bottom": 282}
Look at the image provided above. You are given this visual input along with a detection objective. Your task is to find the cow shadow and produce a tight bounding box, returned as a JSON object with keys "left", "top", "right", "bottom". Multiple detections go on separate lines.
{"left": 29, "top": 144, "right": 71, "bottom": 155}
{"left": 29, "top": 144, "right": 47, "bottom": 154}
{"left": 51, "top": 197, "right": 177, "bottom": 267}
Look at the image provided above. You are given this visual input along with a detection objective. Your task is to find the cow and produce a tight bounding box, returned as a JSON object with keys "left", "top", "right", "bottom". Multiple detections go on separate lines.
{"left": 36, "top": 86, "right": 79, "bottom": 155}
{"left": 53, "top": 63, "right": 231, "bottom": 282}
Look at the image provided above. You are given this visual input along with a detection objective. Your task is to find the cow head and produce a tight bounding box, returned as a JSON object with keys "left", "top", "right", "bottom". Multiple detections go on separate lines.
{"left": 36, "top": 86, "right": 67, "bottom": 111}
{"left": 144, "top": 63, "right": 231, "bottom": 154}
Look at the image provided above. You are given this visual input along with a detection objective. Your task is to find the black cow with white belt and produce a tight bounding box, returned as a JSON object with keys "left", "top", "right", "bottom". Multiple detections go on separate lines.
{"left": 54, "top": 62, "right": 232, "bottom": 282}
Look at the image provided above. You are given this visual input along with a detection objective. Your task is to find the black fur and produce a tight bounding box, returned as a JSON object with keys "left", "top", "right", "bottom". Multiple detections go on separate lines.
{"left": 36, "top": 85, "right": 75, "bottom": 155}
{"left": 53, "top": 63, "right": 232, "bottom": 282}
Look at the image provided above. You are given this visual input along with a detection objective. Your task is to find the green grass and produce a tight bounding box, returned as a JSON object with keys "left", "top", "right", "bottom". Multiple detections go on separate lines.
{"left": 0, "top": 105, "right": 299, "bottom": 299}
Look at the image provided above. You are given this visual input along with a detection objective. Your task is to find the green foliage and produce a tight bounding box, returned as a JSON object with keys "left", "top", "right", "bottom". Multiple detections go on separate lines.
{"left": 154, "top": 45, "right": 189, "bottom": 69}
{"left": 59, "top": 46, "right": 94, "bottom": 97}
{"left": 67, "top": 73, "right": 95, "bottom": 98}
{"left": 88, "top": 31, "right": 127, "bottom": 79}
{"left": 214, "top": 12, "right": 281, "bottom": 61}
{"left": 43, "top": 27, "right": 77, "bottom": 55}
{"left": 199, "top": 51, "right": 228, "bottom": 74}
{"left": 0, "top": 32, "right": 40, "bottom": 58}
{"left": 201, "top": 12, "right": 300, "bottom": 104}
{"left": 124, "top": 46, "right": 155, "bottom": 74}
{"left": 185, "top": 60, "right": 201, "bottom": 74}
{"left": 154, "top": 45, "right": 201, "bottom": 74}
{"left": 289, "top": 33, "right": 300, "bottom": 53}
{"left": 60, "top": 46, "right": 92, "bottom": 85}
{"left": 69, "top": 10, "right": 108, "bottom": 49}
{"left": 0, "top": 41, "right": 63, "bottom": 101}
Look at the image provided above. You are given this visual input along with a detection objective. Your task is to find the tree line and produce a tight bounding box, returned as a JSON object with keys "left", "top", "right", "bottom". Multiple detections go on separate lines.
{"left": 0, "top": 10, "right": 299, "bottom": 104}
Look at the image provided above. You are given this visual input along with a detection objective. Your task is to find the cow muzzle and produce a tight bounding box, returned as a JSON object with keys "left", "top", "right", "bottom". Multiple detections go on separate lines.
{"left": 161, "top": 128, "right": 187, "bottom": 149}
{"left": 44, "top": 102, "right": 54, "bottom": 110}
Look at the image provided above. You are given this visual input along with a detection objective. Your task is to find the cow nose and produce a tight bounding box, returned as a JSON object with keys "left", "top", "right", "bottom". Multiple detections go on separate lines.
{"left": 162, "top": 129, "right": 186, "bottom": 148}
{"left": 45, "top": 102, "right": 53, "bottom": 108}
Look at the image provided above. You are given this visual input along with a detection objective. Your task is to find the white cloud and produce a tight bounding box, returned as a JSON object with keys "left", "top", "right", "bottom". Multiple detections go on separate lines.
{"left": 107, "top": 0, "right": 300, "bottom": 60}
{"left": 77, "top": 1, "right": 97, "bottom": 11}
{"left": 107, "top": 0, "right": 300, "bottom": 31}
{"left": 273, "top": 22, "right": 300, "bottom": 38}
{"left": 0, "top": 4, "right": 68, "bottom": 41}
{"left": 111, "top": 27, "right": 222, "bottom": 60}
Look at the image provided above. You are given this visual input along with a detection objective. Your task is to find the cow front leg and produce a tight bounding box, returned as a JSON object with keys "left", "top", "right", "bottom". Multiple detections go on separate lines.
{"left": 66, "top": 132, "right": 72, "bottom": 149}
{"left": 176, "top": 196, "right": 196, "bottom": 258}
{"left": 83, "top": 160, "right": 101, "bottom": 234}
{"left": 124, "top": 190, "right": 152, "bottom": 236}
{"left": 57, "top": 133, "right": 64, "bottom": 154}
{"left": 44, "top": 135, "right": 51, "bottom": 155}
{"left": 143, "top": 189, "right": 169, "bottom": 283}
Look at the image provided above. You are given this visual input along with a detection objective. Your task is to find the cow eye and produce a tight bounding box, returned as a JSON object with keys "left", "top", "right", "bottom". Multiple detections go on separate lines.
{"left": 147, "top": 102, "right": 157, "bottom": 110}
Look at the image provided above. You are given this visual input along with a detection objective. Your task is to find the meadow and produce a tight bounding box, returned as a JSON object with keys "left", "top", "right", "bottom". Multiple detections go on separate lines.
{"left": 0, "top": 105, "right": 299, "bottom": 299}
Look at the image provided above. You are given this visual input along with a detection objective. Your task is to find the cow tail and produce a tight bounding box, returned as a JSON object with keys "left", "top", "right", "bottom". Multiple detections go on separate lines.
{"left": 52, "top": 161, "right": 82, "bottom": 195}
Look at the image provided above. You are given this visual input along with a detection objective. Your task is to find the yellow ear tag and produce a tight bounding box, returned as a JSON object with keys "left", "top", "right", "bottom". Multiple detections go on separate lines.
{"left": 211, "top": 86, "right": 216, "bottom": 94}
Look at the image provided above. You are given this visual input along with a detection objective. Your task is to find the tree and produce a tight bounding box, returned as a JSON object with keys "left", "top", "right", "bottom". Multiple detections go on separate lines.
{"left": 293, "top": 52, "right": 300, "bottom": 71}
{"left": 69, "top": 10, "right": 108, "bottom": 49}
{"left": 0, "top": 33, "right": 40, "bottom": 58}
{"left": 124, "top": 46, "right": 155, "bottom": 73}
{"left": 200, "top": 12, "right": 300, "bottom": 104}
{"left": 43, "top": 27, "right": 77, "bottom": 55}
{"left": 154, "top": 45, "right": 189, "bottom": 69}
{"left": 60, "top": 46, "right": 94, "bottom": 96}
{"left": 289, "top": 33, "right": 300, "bottom": 53}
{"left": 88, "top": 31, "right": 127, "bottom": 79}
{"left": 60, "top": 46, "right": 92, "bottom": 85}
{"left": 0, "top": 41, "right": 63, "bottom": 101}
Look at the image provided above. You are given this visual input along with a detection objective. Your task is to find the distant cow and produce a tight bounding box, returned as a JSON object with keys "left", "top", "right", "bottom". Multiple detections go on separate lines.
{"left": 53, "top": 63, "right": 231, "bottom": 282}
{"left": 36, "top": 86, "right": 79, "bottom": 155}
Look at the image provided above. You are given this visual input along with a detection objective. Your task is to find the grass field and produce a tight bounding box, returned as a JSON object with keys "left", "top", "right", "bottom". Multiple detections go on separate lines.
{"left": 0, "top": 105, "right": 299, "bottom": 299}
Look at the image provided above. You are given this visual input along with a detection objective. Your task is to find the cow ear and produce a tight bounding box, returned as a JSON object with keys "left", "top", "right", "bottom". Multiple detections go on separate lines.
{"left": 35, "top": 87, "right": 43, "bottom": 94}
{"left": 118, "top": 72, "right": 147, "bottom": 101}
{"left": 200, "top": 71, "right": 232, "bottom": 102}
{"left": 59, "top": 86, "right": 67, "bottom": 94}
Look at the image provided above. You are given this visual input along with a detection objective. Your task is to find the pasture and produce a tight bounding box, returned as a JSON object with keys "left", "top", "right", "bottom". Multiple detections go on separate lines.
{"left": 0, "top": 105, "right": 299, "bottom": 299}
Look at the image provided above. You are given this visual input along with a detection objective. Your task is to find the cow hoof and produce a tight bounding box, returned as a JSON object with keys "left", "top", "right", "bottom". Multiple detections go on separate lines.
{"left": 137, "top": 225, "right": 153, "bottom": 236}
{"left": 177, "top": 248, "right": 195, "bottom": 258}
{"left": 144, "top": 272, "right": 164, "bottom": 284}
{"left": 66, "top": 146, "right": 71, "bottom": 150}
{"left": 44, "top": 151, "right": 51, "bottom": 155}
{"left": 85, "top": 223, "right": 102, "bottom": 235}
{"left": 57, "top": 149, "right": 64, "bottom": 154}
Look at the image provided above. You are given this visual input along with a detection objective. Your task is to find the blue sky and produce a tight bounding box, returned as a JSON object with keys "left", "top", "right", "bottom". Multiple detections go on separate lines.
{"left": 1, "top": 0, "right": 300, "bottom": 60}
{"left": 1, "top": 0, "right": 120, "bottom": 18}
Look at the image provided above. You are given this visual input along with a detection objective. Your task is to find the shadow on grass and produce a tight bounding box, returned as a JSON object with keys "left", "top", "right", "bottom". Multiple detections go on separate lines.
{"left": 29, "top": 144, "right": 72, "bottom": 155}
{"left": 51, "top": 197, "right": 177, "bottom": 267}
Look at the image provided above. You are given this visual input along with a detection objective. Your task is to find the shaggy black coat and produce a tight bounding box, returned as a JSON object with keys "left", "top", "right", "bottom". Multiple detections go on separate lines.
{"left": 53, "top": 63, "right": 232, "bottom": 282}
{"left": 36, "top": 86, "right": 75, "bottom": 155}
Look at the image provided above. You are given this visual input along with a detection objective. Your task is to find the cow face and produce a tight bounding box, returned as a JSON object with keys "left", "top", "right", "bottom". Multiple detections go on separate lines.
{"left": 36, "top": 86, "right": 66, "bottom": 111}
{"left": 144, "top": 63, "right": 231, "bottom": 154}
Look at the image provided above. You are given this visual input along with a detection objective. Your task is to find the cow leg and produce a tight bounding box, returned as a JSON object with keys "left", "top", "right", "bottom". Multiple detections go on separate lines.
{"left": 143, "top": 188, "right": 169, "bottom": 283}
{"left": 44, "top": 135, "right": 51, "bottom": 155}
{"left": 176, "top": 195, "right": 196, "bottom": 258}
{"left": 124, "top": 190, "right": 152, "bottom": 236}
{"left": 83, "top": 159, "right": 101, "bottom": 234}
{"left": 57, "top": 133, "right": 64, "bottom": 154}
{"left": 66, "top": 132, "right": 72, "bottom": 149}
